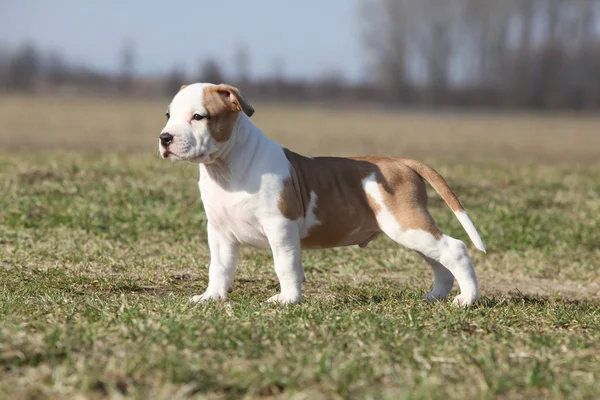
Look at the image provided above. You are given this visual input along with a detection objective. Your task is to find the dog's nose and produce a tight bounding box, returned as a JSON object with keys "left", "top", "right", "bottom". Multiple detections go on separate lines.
{"left": 160, "top": 132, "right": 174, "bottom": 147}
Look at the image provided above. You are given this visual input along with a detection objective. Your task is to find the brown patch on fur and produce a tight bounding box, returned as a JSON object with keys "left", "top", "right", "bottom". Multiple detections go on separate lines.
{"left": 278, "top": 176, "right": 303, "bottom": 220}
{"left": 179, "top": 84, "right": 188, "bottom": 91}
{"left": 203, "top": 84, "right": 254, "bottom": 142}
{"left": 278, "top": 151, "right": 466, "bottom": 248}
{"left": 354, "top": 157, "right": 442, "bottom": 239}
{"left": 398, "top": 159, "right": 464, "bottom": 212}
{"left": 215, "top": 84, "right": 254, "bottom": 117}
{"left": 280, "top": 149, "right": 380, "bottom": 249}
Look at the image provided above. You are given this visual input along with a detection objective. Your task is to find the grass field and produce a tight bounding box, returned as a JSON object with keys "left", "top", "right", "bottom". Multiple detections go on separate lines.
{"left": 1, "top": 94, "right": 599, "bottom": 399}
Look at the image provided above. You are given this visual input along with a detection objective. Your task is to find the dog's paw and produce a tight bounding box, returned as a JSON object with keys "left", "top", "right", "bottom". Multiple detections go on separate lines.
{"left": 190, "top": 291, "right": 227, "bottom": 303}
{"left": 266, "top": 293, "right": 302, "bottom": 305}
{"left": 452, "top": 293, "right": 478, "bottom": 307}
{"left": 423, "top": 291, "right": 449, "bottom": 303}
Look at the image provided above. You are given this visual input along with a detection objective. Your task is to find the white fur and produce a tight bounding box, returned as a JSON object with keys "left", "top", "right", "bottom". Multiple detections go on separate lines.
{"left": 164, "top": 83, "right": 481, "bottom": 306}
{"left": 362, "top": 173, "right": 479, "bottom": 306}
{"left": 162, "top": 84, "right": 304, "bottom": 304}
{"left": 160, "top": 83, "right": 222, "bottom": 163}
{"left": 455, "top": 211, "right": 486, "bottom": 253}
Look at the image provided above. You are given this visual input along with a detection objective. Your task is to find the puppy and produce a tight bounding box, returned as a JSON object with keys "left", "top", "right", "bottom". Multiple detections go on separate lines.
{"left": 159, "top": 83, "right": 485, "bottom": 306}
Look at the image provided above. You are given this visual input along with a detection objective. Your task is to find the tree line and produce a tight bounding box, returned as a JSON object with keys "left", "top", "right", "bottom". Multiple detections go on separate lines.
{"left": 363, "top": 0, "right": 600, "bottom": 109}
{"left": 0, "top": 42, "right": 354, "bottom": 103}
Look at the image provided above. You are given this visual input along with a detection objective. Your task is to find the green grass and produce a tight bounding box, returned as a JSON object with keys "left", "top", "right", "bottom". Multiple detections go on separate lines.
{"left": 1, "top": 152, "right": 599, "bottom": 399}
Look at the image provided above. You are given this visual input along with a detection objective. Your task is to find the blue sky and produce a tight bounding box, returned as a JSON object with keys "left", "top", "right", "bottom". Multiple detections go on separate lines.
{"left": 0, "top": 0, "right": 365, "bottom": 82}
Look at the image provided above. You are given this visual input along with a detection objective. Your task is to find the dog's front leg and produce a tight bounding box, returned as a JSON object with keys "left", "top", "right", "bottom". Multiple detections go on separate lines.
{"left": 264, "top": 219, "right": 304, "bottom": 304}
{"left": 190, "top": 223, "right": 240, "bottom": 303}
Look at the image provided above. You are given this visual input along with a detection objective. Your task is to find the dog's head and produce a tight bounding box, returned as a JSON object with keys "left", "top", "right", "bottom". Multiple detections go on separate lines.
{"left": 159, "top": 83, "right": 254, "bottom": 163}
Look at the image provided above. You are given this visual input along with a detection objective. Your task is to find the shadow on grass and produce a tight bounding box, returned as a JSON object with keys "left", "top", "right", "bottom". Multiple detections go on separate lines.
{"left": 477, "top": 293, "right": 599, "bottom": 308}
{"left": 329, "top": 284, "right": 599, "bottom": 309}
{"left": 73, "top": 275, "right": 277, "bottom": 298}
{"left": 90, "top": 370, "right": 249, "bottom": 398}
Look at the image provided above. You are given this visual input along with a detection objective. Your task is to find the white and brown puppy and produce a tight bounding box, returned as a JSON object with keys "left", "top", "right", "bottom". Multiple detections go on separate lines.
{"left": 159, "top": 83, "right": 486, "bottom": 306}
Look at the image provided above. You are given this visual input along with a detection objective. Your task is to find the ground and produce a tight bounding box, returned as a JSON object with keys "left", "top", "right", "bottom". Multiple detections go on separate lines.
{"left": 0, "top": 94, "right": 599, "bottom": 399}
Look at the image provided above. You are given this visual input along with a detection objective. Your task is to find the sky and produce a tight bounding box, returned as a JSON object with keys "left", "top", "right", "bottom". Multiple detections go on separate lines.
{"left": 0, "top": 0, "right": 365, "bottom": 82}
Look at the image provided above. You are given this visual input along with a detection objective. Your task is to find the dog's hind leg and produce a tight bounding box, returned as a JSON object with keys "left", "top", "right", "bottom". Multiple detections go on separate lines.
{"left": 362, "top": 168, "right": 479, "bottom": 305}
{"left": 384, "top": 221, "right": 479, "bottom": 306}
{"left": 392, "top": 225, "right": 479, "bottom": 306}
{"left": 363, "top": 173, "right": 478, "bottom": 305}
{"left": 436, "top": 235, "right": 479, "bottom": 306}
{"left": 417, "top": 252, "right": 455, "bottom": 302}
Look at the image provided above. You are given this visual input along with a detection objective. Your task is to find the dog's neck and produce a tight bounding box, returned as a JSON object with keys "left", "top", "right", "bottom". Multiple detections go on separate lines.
{"left": 200, "top": 114, "right": 270, "bottom": 187}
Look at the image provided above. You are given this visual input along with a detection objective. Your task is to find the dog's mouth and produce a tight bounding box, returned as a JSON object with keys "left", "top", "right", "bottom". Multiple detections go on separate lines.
{"left": 161, "top": 148, "right": 180, "bottom": 159}
{"left": 161, "top": 147, "right": 215, "bottom": 164}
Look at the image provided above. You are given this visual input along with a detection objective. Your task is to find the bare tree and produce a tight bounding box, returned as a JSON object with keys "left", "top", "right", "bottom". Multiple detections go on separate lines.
{"left": 361, "top": 0, "right": 600, "bottom": 109}
{"left": 8, "top": 43, "right": 40, "bottom": 91}
{"left": 233, "top": 44, "right": 251, "bottom": 86}
{"left": 360, "top": 0, "right": 410, "bottom": 101}
{"left": 165, "top": 65, "right": 186, "bottom": 96}
{"left": 0, "top": 47, "right": 11, "bottom": 89}
{"left": 270, "top": 57, "right": 286, "bottom": 97}
{"left": 46, "top": 52, "right": 68, "bottom": 86}
{"left": 578, "top": 0, "right": 600, "bottom": 108}
{"left": 315, "top": 67, "right": 346, "bottom": 100}
{"left": 118, "top": 41, "right": 136, "bottom": 93}
{"left": 426, "top": 21, "right": 453, "bottom": 105}
{"left": 198, "top": 59, "right": 224, "bottom": 84}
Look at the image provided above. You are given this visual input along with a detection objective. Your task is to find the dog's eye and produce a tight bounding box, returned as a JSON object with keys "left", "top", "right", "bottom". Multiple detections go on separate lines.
{"left": 165, "top": 112, "right": 170, "bottom": 120}
{"left": 193, "top": 113, "right": 206, "bottom": 121}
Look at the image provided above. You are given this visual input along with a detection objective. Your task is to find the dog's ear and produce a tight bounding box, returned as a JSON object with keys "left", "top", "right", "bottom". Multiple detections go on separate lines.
{"left": 214, "top": 84, "right": 255, "bottom": 117}
{"left": 179, "top": 84, "right": 188, "bottom": 91}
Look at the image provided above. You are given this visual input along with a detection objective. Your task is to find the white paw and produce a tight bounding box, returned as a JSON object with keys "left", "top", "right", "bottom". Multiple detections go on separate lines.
{"left": 190, "top": 291, "right": 227, "bottom": 303}
{"left": 424, "top": 291, "right": 449, "bottom": 302}
{"left": 452, "top": 293, "right": 478, "bottom": 307}
{"left": 266, "top": 293, "right": 302, "bottom": 305}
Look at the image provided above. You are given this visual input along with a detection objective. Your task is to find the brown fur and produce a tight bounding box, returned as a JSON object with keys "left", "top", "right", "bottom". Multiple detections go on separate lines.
{"left": 278, "top": 150, "right": 465, "bottom": 249}
{"left": 398, "top": 159, "right": 464, "bottom": 212}
{"left": 279, "top": 150, "right": 380, "bottom": 249}
{"left": 215, "top": 84, "right": 254, "bottom": 117}
{"left": 202, "top": 84, "right": 255, "bottom": 143}
{"left": 202, "top": 85, "right": 243, "bottom": 143}
{"left": 357, "top": 156, "right": 442, "bottom": 239}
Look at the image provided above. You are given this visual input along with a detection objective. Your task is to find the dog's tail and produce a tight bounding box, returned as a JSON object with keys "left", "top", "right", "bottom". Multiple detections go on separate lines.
{"left": 401, "top": 158, "right": 486, "bottom": 253}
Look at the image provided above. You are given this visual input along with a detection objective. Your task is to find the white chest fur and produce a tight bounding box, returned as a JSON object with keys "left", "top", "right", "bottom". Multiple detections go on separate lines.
{"left": 197, "top": 131, "right": 293, "bottom": 249}
{"left": 199, "top": 175, "right": 272, "bottom": 249}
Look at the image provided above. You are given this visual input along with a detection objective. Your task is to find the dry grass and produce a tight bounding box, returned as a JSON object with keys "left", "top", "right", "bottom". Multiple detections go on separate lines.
{"left": 2, "top": 93, "right": 600, "bottom": 163}
{"left": 0, "top": 93, "right": 599, "bottom": 399}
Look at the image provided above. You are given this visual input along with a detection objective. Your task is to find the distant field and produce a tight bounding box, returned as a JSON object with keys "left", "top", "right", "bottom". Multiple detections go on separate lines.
{"left": 0, "top": 94, "right": 599, "bottom": 399}
{"left": 2, "top": 93, "right": 600, "bottom": 163}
